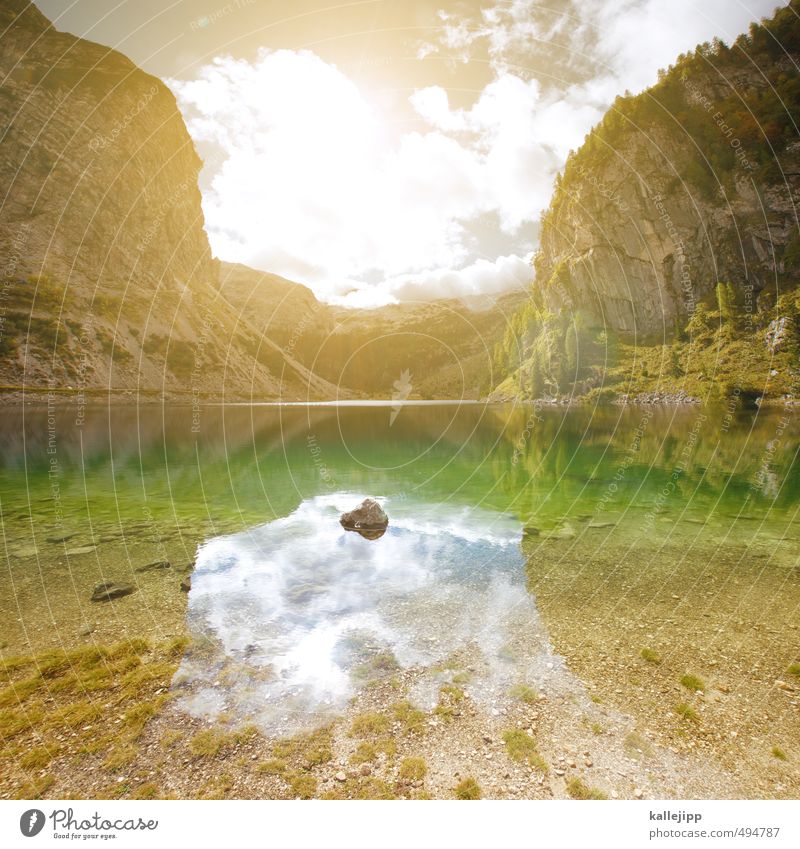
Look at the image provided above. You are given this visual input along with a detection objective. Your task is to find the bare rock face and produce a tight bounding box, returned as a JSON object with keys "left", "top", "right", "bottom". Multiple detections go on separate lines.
{"left": 533, "top": 70, "right": 800, "bottom": 335}
{"left": 340, "top": 498, "right": 389, "bottom": 540}
{"left": 0, "top": 0, "right": 214, "bottom": 301}
{"left": 0, "top": 2, "right": 344, "bottom": 400}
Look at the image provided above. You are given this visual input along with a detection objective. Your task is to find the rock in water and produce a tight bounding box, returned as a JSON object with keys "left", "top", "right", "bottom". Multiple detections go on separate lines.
{"left": 91, "top": 581, "right": 136, "bottom": 602}
{"left": 340, "top": 498, "right": 388, "bottom": 540}
{"left": 135, "top": 559, "right": 172, "bottom": 573}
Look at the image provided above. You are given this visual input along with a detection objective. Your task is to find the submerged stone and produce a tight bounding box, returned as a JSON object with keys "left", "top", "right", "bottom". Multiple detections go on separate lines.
{"left": 135, "top": 559, "right": 172, "bottom": 573}
{"left": 90, "top": 581, "right": 135, "bottom": 602}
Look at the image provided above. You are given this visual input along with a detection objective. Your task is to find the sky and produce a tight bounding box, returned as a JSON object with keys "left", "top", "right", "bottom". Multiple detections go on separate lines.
{"left": 36, "top": 0, "right": 781, "bottom": 306}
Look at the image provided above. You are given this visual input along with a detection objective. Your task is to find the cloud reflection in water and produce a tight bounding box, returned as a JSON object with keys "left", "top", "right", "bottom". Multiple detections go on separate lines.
{"left": 173, "top": 494, "right": 570, "bottom": 734}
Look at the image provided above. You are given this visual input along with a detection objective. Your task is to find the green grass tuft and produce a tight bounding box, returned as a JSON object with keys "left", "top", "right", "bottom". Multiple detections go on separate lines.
{"left": 674, "top": 702, "right": 700, "bottom": 722}
{"left": 502, "top": 729, "right": 548, "bottom": 773}
{"left": 567, "top": 777, "right": 608, "bottom": 800}
{"left": 454, "top": 777, "right": 482, "bottom": 799}
{"left": 350, "top": 711, "right": 390, "bottom": 738}
{"left": 680, "top": 673, "right": 705, "bottom": 692}
{"left": 257, "top": 759, "right": 287, "bottom": 775}
{"left": 350, "top": 742, "right": 377, "bottom": 765}
{"left": 188, "top": 729, "right": 226, "bottom": 758}
{"left": 288, "top": 773, "right": 317, "bottom": 799}
{"left": 398, "top": 757, "right": 427, "bottom": 781}
{"left": 509, "top": 683, "right": 539, "bottom": 703}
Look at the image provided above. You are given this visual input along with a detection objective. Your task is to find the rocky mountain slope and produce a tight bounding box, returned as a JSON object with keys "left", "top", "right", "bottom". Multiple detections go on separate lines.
{"left": 219, "top": 261, "right": 525, "bottom": 399}
{"left": 0, "top": 0, "right": 348, "bottom": 400}
{"left": 493, "top": 0, "right": 800, "bottom": 403}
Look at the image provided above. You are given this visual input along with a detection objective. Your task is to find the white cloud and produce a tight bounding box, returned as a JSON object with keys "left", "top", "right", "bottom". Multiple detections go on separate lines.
{"left": 170, "top": 1, "right": 778, "bottom": 306}
{"left": 169, "top": 49, "right": 552, "bottom": 305}
{"left": 333, "top": 253, "right": 533, "bottom": 308}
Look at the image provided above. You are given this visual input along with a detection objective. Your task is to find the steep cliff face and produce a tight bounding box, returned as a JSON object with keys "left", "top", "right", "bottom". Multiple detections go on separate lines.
{"left": 0, "top": 0, "right": 213, "bottom": 296}
{"left": 0, "top": 1, "right": 344, "bottom": 400}
{"left": 533, "top": 1, "right": 800, "bottom": 337}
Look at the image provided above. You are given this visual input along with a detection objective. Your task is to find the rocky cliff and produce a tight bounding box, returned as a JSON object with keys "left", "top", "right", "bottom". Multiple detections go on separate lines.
{"left": 532, "top": 0, "right": 800, "bottom": 338}
{"left": 493, "top": 1, "right": 800, "bottom": 403}
{"left": 0, "top": 1, "right": 343, "bottom": 400}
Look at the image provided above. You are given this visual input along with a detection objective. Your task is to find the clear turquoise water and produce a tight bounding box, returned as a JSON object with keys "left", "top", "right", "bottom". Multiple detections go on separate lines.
{"left": 0, "top": 402, "right": 797, "bottom": 659}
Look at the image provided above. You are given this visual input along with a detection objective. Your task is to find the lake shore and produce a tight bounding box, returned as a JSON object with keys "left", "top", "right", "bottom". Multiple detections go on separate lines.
{"left": 2, "top": 523, "right": 798, "bottom": 801}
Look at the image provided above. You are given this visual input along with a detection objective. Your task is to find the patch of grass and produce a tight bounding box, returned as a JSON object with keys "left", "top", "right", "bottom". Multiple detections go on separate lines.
{"left": 321, "top": 776, "right": 396, "bottom": 800}
{"left": 771, "top": 747, "right": 787, "bottom": 761}
{"left": 350, "top": 712, "right": 390, "bottom": 738}
{"left": 502, "top": 729, "right": 548, "bottom": 773}
{"left": 165, "top": 636, "right": 191, "bottom": 657}
{"left": 640, "top": 648, "right": 662, "bottom": 665}
{"left": 288, "top": 773, "right": 317, "bottom": 799}
{"left": 196, "top": 774, "right": 233, "bottom": 800}
{"left": 188, "top": 729, "right": 226, "bottom": 758}
{"left": 103, "top": 744, "right": 138, "bottom": 771}
{"left": 257, "top": 758, "right": 287, "bottom": 775}
{"left": 0, "top": 638, "right": 217, "bottom": 798}
{"left": 121, "top": 698, "right": 166, "bottom": 740}
{"left": 623, "top": 731, "right": 654, "bottom": 760}
{"left": 509, "top": 683, "right": 539, "bottom": 704}
{"left": 433, "top": 685, "right": 465, "bottom": 724}
{"left": 674, "top": 702, "right": 700, "bottom": 722}
{"left": 375, "top": 737, "right": 398, "bottom": 759}
{"left": 105, "top": 781, "right": 132, "bottom": 799}
{"left": 268, "top": 727, "right": 333, "bottom": 773}
{"left": 392, "top": 700, "right": 426, "bottom": 735}
{"left": 13, "top": 774, "right": 54, "bottom": 799}
{"left": 18, "top": 743, "right": 59, "bottom": 769}
{"left": 439, "top": 684, "right": 465, "bottom": 702}
{"left": 590, "top": 722, "right": 604, "bottom": 736}
{"left": 787, "top": 663, "right": 800, "bottom": 678}
{"left": 131, "top": 782, "right": 160, "bottom": 800}
{"left": 398, "top": 757, "right": 427, "bottom": 781}
{"left": 567, "top": 777, "right": 608, "bottom": 800}
{"left": 350, "top": 742, "right": 377, "bottom": 765}
{"left": 271, "top": 737, "right": 299, "bottom": 759}
{"left": 351, "top": 777, "right": 396, "bottom": 799}
{"left": 160, "top": 729, "right": 184, "bottom": 749}
{"left": 454, "top": 777, "right": 482, "bottom": 799}
{"left": 680, "top": 673, "right": 706, "bottom": 692}
{"left": 229, "top": 724, "right": 260, "bottom": 745}
{"left": 354, "top": 650, "right": 399, "bottom": 680}
{"left": 297, "top": 729, "right": 333, "bottom": 769}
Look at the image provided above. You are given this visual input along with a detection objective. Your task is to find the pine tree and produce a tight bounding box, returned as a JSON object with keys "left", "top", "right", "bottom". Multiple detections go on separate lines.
{"left": 669, "top": 343, "right": 683, "bottom": 377}
{"left": 565, "top": 323, "right": 578, "bottom": 375}
{"left": 716, "top": 281, "right": 735, "bottom": 322}
{"left": 530, "top": 351, "right": 544, "bottom": 399}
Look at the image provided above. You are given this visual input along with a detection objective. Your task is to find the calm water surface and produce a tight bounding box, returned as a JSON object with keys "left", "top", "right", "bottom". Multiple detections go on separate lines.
{"left": 0, "top": 402, "right": 797, "bottom": 729}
